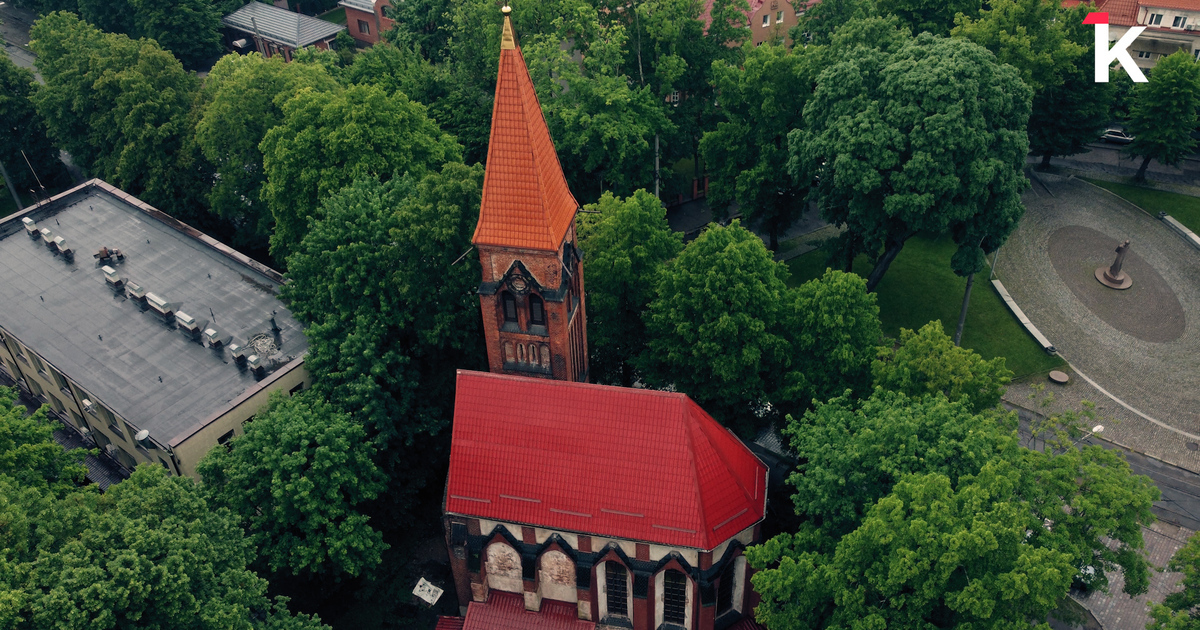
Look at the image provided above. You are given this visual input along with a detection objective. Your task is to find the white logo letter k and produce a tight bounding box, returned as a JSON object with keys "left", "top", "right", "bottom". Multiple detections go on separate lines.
{"left": 1094, "top": 22, "right": 1147, "bottom": 83}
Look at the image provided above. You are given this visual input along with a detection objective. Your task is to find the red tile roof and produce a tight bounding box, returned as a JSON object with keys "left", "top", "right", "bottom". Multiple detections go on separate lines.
{"left": 462, "top": 592, "right": 594, "bottom": 630}
{"left": 700, "top": 0, "right": 770, "bottom": 30}
{"left": 727, "top": 619, "right": 769, "bottom": 630}
{"left": 445, "top": 371, "right": 768, "bottom": 550}
{"left": 1139, "top": 0, "right": 1200, "bottom": 10}
{"left": 435, "top": 617, "right": 466, "bottom": 630}
{"left": 1096, "top": 0, "right": 1140, "bottom": 25}
{"left": 473, "top": 16, "right": 579, "bottom": 252}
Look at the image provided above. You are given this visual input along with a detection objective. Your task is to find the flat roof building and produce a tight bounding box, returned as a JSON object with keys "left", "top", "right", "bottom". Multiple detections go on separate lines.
{"left": 0, "top": 180, "right": 309, "bottom": 480}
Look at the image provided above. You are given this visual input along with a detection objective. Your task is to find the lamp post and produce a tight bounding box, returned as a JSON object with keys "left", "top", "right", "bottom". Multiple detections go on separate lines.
{"left": 1071, "top": 424, "right": 1105, "bottom": 449}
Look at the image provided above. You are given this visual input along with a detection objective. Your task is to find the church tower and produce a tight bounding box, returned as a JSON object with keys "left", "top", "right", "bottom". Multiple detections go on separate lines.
{"left": 473, "top": 6, "right": 588, "bottom": 382}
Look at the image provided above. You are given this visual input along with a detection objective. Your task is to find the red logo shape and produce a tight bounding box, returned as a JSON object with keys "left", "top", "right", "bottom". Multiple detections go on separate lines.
{"left": 1083, "top": 12, "right": 1109, "bottom": 24}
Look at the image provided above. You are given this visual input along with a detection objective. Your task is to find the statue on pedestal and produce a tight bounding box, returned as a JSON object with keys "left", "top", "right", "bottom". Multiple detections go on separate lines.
{"left": 1096, "top": 239, "right": 1133, "bottom": 289}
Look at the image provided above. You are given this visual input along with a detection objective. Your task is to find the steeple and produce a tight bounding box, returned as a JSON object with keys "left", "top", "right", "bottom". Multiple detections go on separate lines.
{"left": 472, "top": 4, "right": 580, "bottom": 252}
{"left": 472, "top": 4, "right": 589, "bottom": 382}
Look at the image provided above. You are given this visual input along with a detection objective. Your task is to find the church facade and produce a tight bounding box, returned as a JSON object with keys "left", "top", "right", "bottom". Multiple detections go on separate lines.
{"left": 440, "top": 7, "right": 769, "bottom": 630}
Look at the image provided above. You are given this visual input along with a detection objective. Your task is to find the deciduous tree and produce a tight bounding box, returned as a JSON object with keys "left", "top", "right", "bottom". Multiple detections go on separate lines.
{"left": 877, "top": 0, "right": 981, "bottom": 35}
{"left": 260, "top": 83, "right": 461, "bottom": 260}
{"left": 0, "top": 56, "right": 59, "bottom": 197}
{"left": 639, "top": 221, "right": 794, "bottom": 434}
{"left": 198, "top": 392, "right": 387, "bottom": 578}
{"left": 793, "top": 34, "right": 1031, "bottom": 291}
{"left": 128, "top": 0, "right": 221, "bottom": 69}
{"left": 787, "top": 269, "right": 882, "bottom": 404}
{"left": 1149, "top": 532, "right": 1200, "bottom": 630}
{"left": 576, "top": 189, "right": 683, "bottom": 386}
{"left": 1126, "top": 50, "right": 1200, "bottom": 181}
{"left": 874, "top": 320, "right": 1012, "bottom": 413}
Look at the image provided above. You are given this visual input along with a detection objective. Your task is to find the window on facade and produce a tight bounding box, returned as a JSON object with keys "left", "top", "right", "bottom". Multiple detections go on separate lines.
{"left": 776, "top": 10, "right": 784, "bottom": 22}
{"left": 606, "top": 563, "right": 629, "bottom": 617}
{"left": 1138, "top": 50, "right": 1153, "bottom": 58}
{"left": 1173, "top": 15, "right": 1187, "bottom": 27}
{"left": 716, "top": 561, "right": 738, "bottom": 616}
{"left": 27, "top": 378, "right": 43, "bottom": 398}
{"left": 663, "top": 570, "right": 687, "bottom": 625}
{"left": 529, "top": 295, "right": 545, "bottom": 326}
{"left": 1194, "top": 48, "right": 1200, "bottom": 59}
{"left": 359, "top": 19, "right": 371, "bottom": 34}
{"left": 502, "top": 292, "right": 518, "bottom": 323}
{"left": 1149, "top": 13, "right": 1164, "bottom": 25}
{"left": 761, "top": 14, "right": 769, "bottom": 26}
{"left": 50, "top": 368, "right": 68, "bottom": 390}
{"left": 670, "top": 90, "right": 681, "bottom": 103}
{"left": 381, "top": 5, "right": 395, "bottom": 19}
{"left": 217, "top": 429, "right": 236, "bottom": 451}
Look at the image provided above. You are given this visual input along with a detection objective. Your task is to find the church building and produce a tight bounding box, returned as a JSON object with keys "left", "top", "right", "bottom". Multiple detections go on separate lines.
{"left": 441, "top": 7, "right": 769, "bottom": 630}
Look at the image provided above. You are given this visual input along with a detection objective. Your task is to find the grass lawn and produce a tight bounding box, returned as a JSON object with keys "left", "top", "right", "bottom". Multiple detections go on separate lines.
{"left": 784, "top": 233, "right": 1066, "bottom": 379}
{"left": 1084, "top": 178, "right": 1200, "bottom": 235}
{"left": 319, "top": 7, "right": 346, "bottom": 24}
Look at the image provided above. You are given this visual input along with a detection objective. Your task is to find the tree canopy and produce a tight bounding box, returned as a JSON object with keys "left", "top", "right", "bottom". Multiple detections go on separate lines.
{"left": 787, "top": 269, "right": 882, "bottom": 404}
{"left": 1150, "top": 531, "right": 1200, "bottom": 630}
{"left": 0, "top": 387, "right": 327, "bottom": 630}
{"left": 639, "top": 221, "right": 794, "bottom": 433}
{"left": 576, "top": 189, "right": 683, "bottom": 386}
{"left": 0, "top": 56, "right": 59, "bottom": 196}
{"left": 873, "top": 320, "right": 1011, "bottom": 413}
{"left": 261, "top": 83, "right": 461, "bottom": 261}
{"left": 198, "top": 392, "right": 387, "bottom": 579}
{"left": 1125, "top": 50, "right": 1200, "bottom": 181}
{"left": 793, "top": 33, "right": 1031, "bottom": 291}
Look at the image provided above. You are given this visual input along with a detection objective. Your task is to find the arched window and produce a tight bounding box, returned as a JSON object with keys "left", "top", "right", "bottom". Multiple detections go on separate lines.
{"left": 603, "top": 562, "right": 630, "bottom": 619}
{"left": 529, "top": 294, "right": 545, "bottom": 326}
{"left": 502, "top": 292, "right": 518, "bottom": 323}
{"left": 659, "top": 569, "right": 688, "bottom": 627}
{"left": 538, "top": 549, "right": 576, "bottom": 603}
{"left": 485, "top": 542, "right": 522, "bottom": 593}
{"left": 716, "top": 558, "right": 739, "bottom": 616}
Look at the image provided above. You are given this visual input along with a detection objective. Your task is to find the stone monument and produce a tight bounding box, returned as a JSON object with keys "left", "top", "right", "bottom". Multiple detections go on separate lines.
{"left": 1095, "top": 239, "right": 1133, "bottom": 289}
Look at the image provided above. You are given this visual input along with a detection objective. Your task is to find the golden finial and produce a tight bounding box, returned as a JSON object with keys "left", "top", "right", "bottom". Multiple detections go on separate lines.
{"left": 500, "top": 3, "right": 516, "bottom": 50}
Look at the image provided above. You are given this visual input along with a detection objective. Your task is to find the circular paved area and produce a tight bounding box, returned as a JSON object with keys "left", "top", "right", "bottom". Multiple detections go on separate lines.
{"left": 999, "top": 174, "right": 1200, "bottom": 470}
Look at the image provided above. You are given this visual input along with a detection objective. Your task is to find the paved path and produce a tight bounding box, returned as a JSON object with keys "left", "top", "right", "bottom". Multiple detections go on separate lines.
{"left": 1031, "top": 143, "right": 1200, "bottom": 189}
{"left": 997, "top": 174, "right": 1200, "bottom": 472}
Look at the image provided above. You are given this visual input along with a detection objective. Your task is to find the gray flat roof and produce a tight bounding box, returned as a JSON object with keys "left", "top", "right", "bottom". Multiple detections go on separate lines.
{"left": 0, "top": 181, "right": 306, "bottom": 445}
{"left": 337, "top": 0, "right": 375, "bottom": 12}
{"left": 223, "top": 1, "right": 346, "bottom": 48}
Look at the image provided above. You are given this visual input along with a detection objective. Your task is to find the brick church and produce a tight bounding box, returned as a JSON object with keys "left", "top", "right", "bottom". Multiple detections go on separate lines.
{"left": 438, "top": 7, "right": 770, "bottom": 630}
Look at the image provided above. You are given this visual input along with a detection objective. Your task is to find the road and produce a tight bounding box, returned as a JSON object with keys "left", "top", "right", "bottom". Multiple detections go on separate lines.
{"left": 1010, "top": 404, "right": 1200, "bottom": 532}
{"left": 0, "top": 2, "right": 40, "bottom": 77}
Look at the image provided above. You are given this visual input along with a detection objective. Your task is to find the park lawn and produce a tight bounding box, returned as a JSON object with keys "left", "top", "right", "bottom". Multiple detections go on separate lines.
{"left": 1084, "top": 178, "right": 1200, "bottom": 235}
{"left": 320, "top": 7, "right": 347, "bottom": 24}
{"left": 785, "top": 233, "right": 1065, "bottom": 379}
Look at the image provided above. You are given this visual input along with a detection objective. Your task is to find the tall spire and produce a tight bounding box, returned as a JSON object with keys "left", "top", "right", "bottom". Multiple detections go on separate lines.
{"left": 471, "top": 2, "right": 579, "bottom": 252}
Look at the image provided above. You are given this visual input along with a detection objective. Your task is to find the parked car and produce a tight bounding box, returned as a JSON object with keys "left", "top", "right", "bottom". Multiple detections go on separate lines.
{"left": 1101, "top": 128, "right": 1134, "bottom": 144}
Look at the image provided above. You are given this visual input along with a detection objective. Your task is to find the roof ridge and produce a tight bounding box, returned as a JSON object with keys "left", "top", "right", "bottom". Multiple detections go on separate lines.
{"left": 682, "top": 396, "right": 710, "bottom": 548}
{"left": 455, "top": 369, "right": 690, "bottom": 399}
{"left": 690, "top": 399, "right": 764, "bottom": 520}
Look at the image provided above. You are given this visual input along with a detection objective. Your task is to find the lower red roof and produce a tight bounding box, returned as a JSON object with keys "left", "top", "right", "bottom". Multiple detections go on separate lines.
{"left": 446, "top": 371, "right": 768, "bottom": 550}
{"left": 461, "top": 592, "right": 594, "bottom": 630}
{"left": 435, "top": 617, "right": 465, "bottom": 630}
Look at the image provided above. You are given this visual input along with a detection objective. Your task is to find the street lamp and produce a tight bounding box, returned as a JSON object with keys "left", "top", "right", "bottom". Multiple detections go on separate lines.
{"left": 1072, "top": 424, "right": 1104, "bottom": 448}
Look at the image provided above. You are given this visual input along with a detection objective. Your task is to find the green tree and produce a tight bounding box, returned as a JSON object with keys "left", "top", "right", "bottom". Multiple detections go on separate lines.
{"left": 701, "top": 42, "right": 815, "bottom": 250}
{"left": 750, "top": 468, "right": 1076, "bottom": 630}
{"left": 198, "top": 392, "right": 386, "bottom": 578}
{"left": 0, "top": 387, "right": 85, "bottom": 495}
{"left": 333, "top": 30, "right": 356, "bottom": 67}
{"left": 260, "top": 83, "right": 461, "bottom": 261}
{"left": 195, "top": 53, "right": 338, "bottom": 252}
{"left": 639, "top": 221, "right": 794, "bottom": 434}
{"left": 30, "top": 13, "right": 201, "bottom": 215}
{"left": 128, "top": 0, "right": 221, "bottom": 69}
{"left": 576, "top": 189, "right": 683, "bottom": 386}
{"left": 281, "top": 163, "right": 485, "bottom": 450}
{"left": 873, "top": 320, "right": 1012, "bottom": 413}
{"left": 0, "top": 56, "right": 59, "bottom": 197}
{"left": 1126, "top": 50, "right": 1200, "bottom": 181}
{"left": 790, "top": 0, "right": 876, "bottom": 45}
{"left": 877, "top": 0, "right": 981, "bottom": 35}
{"left": 78, "top": 0, "right": 133, "bottom": 34}
{"left": 794, "top": 34, "right": 1031, "bottom": 291}
{"left": 953, "top": 0, "right": 1112, "bottom": 170}
{"left": 788, "top": 269, "right": 882, "bottom": 404}
{"left": 1149, "top": 532, "right": 1200, "bottom": 630}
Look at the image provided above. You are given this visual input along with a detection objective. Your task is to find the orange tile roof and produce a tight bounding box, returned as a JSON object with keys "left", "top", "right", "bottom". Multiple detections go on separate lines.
{"left": 1097, "top": 0, "right": 1140, "bottom": 25}
{"left": 473, "top": 15, "right": 579, "bottom": 252}
{"left": 1139, "top": 0, "right": 1200, "bottom": 10}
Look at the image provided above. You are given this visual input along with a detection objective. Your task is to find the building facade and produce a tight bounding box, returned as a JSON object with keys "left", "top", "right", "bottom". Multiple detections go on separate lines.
{"left": 1092, "top": 0, "right": 1200, "bottom": 69}
{"left": 339, "top": 0, "right": 397, "bottom": 45}
{"left": 0, "top": 180, "right": 309, "bottom": 480}
{"left": 439, "top": 9, "right": 769, "bottom": 630}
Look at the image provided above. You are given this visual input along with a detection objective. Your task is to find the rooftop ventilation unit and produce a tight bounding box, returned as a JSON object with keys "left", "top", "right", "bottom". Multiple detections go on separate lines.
{"left": 52, "top": 236, "right": 73, "bottom": 258}
{"left": 145, "top": 293, "right": 173, "bottom": 317}
{"left": 125, "top": 282, "right": 146, "bottom": 300}
{"left": 93, "top": 247, "right": 125, "bottom": 262}
{"left": 247, "top": 354, "right": 262, "bottom": 370}
{"left": 39, "top": 228, "right": 54, "bottom": 246}
{"left": 175, "top": 312, "right": 200, "bottom": 336}
{"left": 203, "top": 327, "right": 230, "bottom": 347}
{"left": 101, "top": 265, "right": 123, "bottom": 287}
{"left": 82, "top": 399, "right": 96, "bottom": 415}
{"left": 230, "top": 343, "right": 247, "bottom": 365}
{"left": 22, "top": 217, "right": 37, "bottom": 235}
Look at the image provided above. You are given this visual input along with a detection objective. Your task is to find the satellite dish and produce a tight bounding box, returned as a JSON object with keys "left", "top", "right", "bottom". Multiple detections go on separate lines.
{"left": 134, "top": 429, "right": 150, "bottom": 441}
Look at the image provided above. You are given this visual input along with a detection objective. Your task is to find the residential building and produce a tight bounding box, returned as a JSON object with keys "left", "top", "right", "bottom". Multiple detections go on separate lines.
{"left": 339, "top": 0, "right": 397, "bottom": 45}
{"left": 1094, "top": 0, "right": 1200, "bottom": 68}
{"left": 222, "top": 1, "right": 345, "bottom": 61}
{"left": 0, "top": 180, "right": 309, "bottom": 480}
{"left": 439, "top": 9, "right": 769, "bottom": 630}
{"left": 701, "top": 0, "right": 820, "bottom": 46}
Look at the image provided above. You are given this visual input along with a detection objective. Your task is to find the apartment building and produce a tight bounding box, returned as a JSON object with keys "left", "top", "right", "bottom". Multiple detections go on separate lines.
{"left": 0, "top": 180, "right": 308, "bottom": 480}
